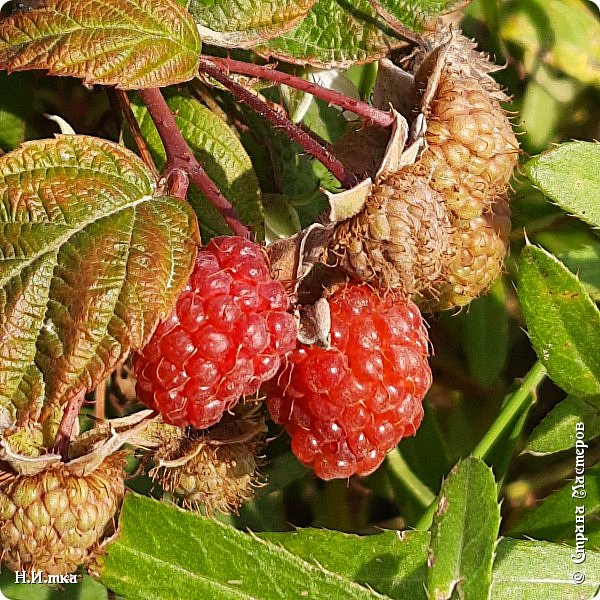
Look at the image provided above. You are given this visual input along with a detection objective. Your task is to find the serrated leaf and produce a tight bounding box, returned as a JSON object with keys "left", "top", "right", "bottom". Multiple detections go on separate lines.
{"left": 132, "top": 90, "right": 263, "bottom": 241}
{"left": 509, "top": 463, "right": 600, "bottom": 545}
{"left": 428, "top": 457, "right": 500, "bottom": 600}
{"left": 0, "top": 0, "right": 201, "bottom": 89}
{"left": 525, "top": 142, "right": 600, "bottom": 229}
{"left": 99, "top": 494, "right": 386, "bottom": 600}
{"left": 524, "top": 395, "right": 600, "bottom": 455}
{"left": 518, "top": 244, "right": 600, "bottom": 397}
{"left": 0, "top": 135, "right": 198, "bottom": 426}
{"left": 186, "top": 0, "right": 316, "bottom": 47}
{"left": 256, "top": 0, "right": 408, "bottom": 68}
{"left": 370, "top": 0, "right": 466, "bottom": 32}
{"left": 261, "top": 529, "right": 430, "bottom": 599}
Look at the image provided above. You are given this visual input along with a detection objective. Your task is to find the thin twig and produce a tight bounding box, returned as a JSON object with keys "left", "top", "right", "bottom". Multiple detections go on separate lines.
{"left": 198, "top": 59, "right": 359, "bottom": 190}
{"left": 53, "top": 388, "right": 87, "bottom": 460}
{"left": 204, "top": 56, "right": 395, "bottom": 129}
{"left": 138, "top": 88, "right": 251, "bottom": 238}
{"left": 114, "top": 90, "right": 160, "bottom": 180}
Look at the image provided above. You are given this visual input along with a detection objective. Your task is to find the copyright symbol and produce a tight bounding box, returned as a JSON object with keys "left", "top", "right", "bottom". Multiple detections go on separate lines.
{"left": 573, "top": 571, "right": 585, "bottom": 584}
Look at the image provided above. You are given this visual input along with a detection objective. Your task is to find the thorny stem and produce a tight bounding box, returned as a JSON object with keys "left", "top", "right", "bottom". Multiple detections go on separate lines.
{"left": 138, "top": 88, "right": 251, "bottom": 238}
{"left": 53, "top": 388, "right": 87, "bottom": 460}
{"left": 414, "top": 360, "right": 547, "bottom": 531}
{"left": 198, "top": 59, "right": 359, "bottom": 190}
{"left": 204, "top": 56, "right": 395, "bottom": 129}
{"left": 114, "top": 90, "right": 160, "bottom": 181}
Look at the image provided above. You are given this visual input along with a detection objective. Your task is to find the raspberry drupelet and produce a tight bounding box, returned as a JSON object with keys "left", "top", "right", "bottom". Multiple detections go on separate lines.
{"left": 266, "top": 284, "right": 432, "bottom": 480}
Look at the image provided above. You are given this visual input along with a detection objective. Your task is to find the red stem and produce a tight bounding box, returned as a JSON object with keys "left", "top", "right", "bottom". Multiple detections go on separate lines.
{"left": 53, "top": 388, "right": 86, "bottom": 459}
{"left": 205, "top": 56, "right": 395, "bottom": 129}
{"left": 198, "top": 59, "right": 358, "bottom": 190}
{"left": 138, "top": 88, "right": 251, "bottom": 239}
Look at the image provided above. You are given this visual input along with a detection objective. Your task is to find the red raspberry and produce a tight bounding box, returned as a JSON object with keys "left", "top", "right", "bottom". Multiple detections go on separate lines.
{"left": 266, "top": 284, "right": 431, "bottom": 480}
{"left": 134, "top": 237, "right": 297, "bottom": 429}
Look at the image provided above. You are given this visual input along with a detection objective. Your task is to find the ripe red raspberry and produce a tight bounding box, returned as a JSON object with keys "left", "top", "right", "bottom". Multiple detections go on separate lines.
{"left": 134, "top": 237, "right": 297, "bottom": 429}
{"left": 266, "top": 284, "right": 431, "bottom": 480}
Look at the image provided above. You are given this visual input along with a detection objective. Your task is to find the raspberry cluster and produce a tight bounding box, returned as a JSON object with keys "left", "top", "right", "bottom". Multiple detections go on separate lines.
{"left": 266, "top": 284, "right": 431, "bottom": 480}
{"left": 134, "top": 236, "right": 297, "bottom": 429}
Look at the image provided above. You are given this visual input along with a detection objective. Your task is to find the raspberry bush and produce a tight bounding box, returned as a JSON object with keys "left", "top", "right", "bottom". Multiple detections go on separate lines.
{"left": 0, "top": 0, "right": 598, "bottom": 598}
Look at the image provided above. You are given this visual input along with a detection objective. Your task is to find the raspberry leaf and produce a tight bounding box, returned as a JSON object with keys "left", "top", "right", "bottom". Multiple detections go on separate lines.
{"left": 518, "top": 244, "right": 600, "bottom": 398}
{"left": 100, "top": 493, "right": 388, "bottom": 599}
{"left": 0, "top": 0, "right": 201, "bottom": 89}
{"left": 524, "top": 395, "right": 600, "bottom": 456}
{"left": 525, "top": 141, "right": 600, "bottom": 229}
{"left": 185, "top": 0, "right": 316, "bottom": 47}
{"left": 427, "top": 457, "right": 500, "bottom": 600}
{"left": 255, "top": 0, "right": 409, "bottom": 68}
{"left": 0, "top": 135, "right": 199, "bottom": 428}
{"left": 508, "top": 463, "right": 600, "bottom": 544}
{"left": 131, "top": 91, "right": 263, "bottom": 241}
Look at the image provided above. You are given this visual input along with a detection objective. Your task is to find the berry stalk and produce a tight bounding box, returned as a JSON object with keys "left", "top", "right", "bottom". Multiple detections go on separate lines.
{"left": 138, "top": 88, "right": 251, "bottom": 239}
{"left": 52, "top": 388, "right": 87, "bottom": 458}
{"left": 198, "top": 59, "right": 358, "bottom": 190}
{"left": 203, "top": 56, "right": 395, "bottom": 129}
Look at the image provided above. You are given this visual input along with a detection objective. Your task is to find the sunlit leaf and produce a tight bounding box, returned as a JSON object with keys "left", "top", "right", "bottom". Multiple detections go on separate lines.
{"left": 0, "top": 135, "right": 199, "bottom": 428}
{"left": 0, "top": 0, "right": 201, "bottom": 89}
{"left": 186, "top": 0, "right": 316, "bottom": 47}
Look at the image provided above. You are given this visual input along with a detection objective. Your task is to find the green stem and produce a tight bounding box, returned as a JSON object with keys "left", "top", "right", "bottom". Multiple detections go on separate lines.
{"left": 386, "top": 448, "right": 436, "bottom": 508}
{"left": 414, "top": 361, "right": 547, "bottom": 531}
{"left": 472, "top": 360, "right": 546, "bottom": 459}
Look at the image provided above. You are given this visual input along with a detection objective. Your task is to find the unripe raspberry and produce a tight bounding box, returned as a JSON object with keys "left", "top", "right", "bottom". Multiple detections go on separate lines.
{"left": 0, "top": 452, "right": 126, "bottom": 575}
{"left": 134, "top": 236, "right": 297, "bottom": 430}
{"left": 266, "top": 284, "right": 431, "bottom": 480}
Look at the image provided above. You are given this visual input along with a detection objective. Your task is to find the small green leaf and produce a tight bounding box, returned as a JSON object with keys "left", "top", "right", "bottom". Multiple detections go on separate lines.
{"left": 462, "top": 279, "right": 509, "bottom": 387}
{"left": 99, "top": 494, "right": 386, "bottom": 600}
{"left": 256, "top": 0, "right": 407, "bottom": 68}
{"left": 186, "top": 0, "right": 316, "bottom": 46}
{"left": 371, "top": 0, "right": 465, "bottom": 32}
{"left": 558, "top": 244, "right": 600, "bottom": 302}
{"left": 0, "top": 72, "right": 36, "bottom": 151}
{"left": 517, "top": 244, "right": 600, "bottom": 397}
{"left": 428, "top": 457, "right": 500, "bottom": 600}
{"left": 524, "top": 395, "right": 600, "bottom": 455}
{"left": 0, "top": 135, "right": 198, "bottom": 426}
{"left": 263, "top": 194, "right": 302, "bottom": 241}
{"left": 509, "top": 463, "right": 600, "bottom": 544}
{"left": 132, "top": 91, "right": 263, "bottom": 241}
{"left": 525, "top": 141, "right": 600, "bottom": 229}
{"left": 261, "top": 529, "right": 430, "bottom": 599}
{"left": 492, "top": 538, "right": 600, "bottom": 599}
{"left": 0, "top": 0, "right": 201, "bottom": 89}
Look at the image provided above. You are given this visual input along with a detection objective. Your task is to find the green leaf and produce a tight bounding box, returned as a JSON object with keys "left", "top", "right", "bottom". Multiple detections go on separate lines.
{"left": 509, "top": 463, "right": 600, "bottom": 544}
{"left": 256, "top": 0, "right": 407, "bottom": 68}
{"left": 132, "top": 90, "right": 263, "bottom": 241}
{"left": 517, "top": 244, "right": 600, "bottom": 397}
{"left": 99, "top": 494, "right": 386, "bottom": 600}
{"left": 261, "top": 529, "right": 430, "bottom": 599}
{"left": 370, "top": 0, "right": 465, "bottom": 32}
{"left": 558, "top": 244, "right": 600, "bottom": 302}
{"left": 462, "top": 279, "right": 509, "bottom": 387}
{"left": 0, "top": 0, "right": 201, "bottom": 89}
{"left": 428, "top": 457, "right": 500, "bottom": 600}
{"left": 186, "top": 0, "right": 316, "bottom": 47}
{"left": 0, "top": 72, "right": 36, "bottom": 151}
{"left": 0, "top": 135, "right": 198, "bottom": 426}
{"left": 263, "top": 193, "right": 302, "bottom": 241}
{"left": 500, "top": 0, "right": 600, "bottom": 86}
{"left": 525, "top": 141, "right": 600, "bottom": 229}
{"left": 524, "top": 395, "right": 600, "bottom": 455}
{"left": 492, "top": 538, "right": 600, "bottom": 599}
